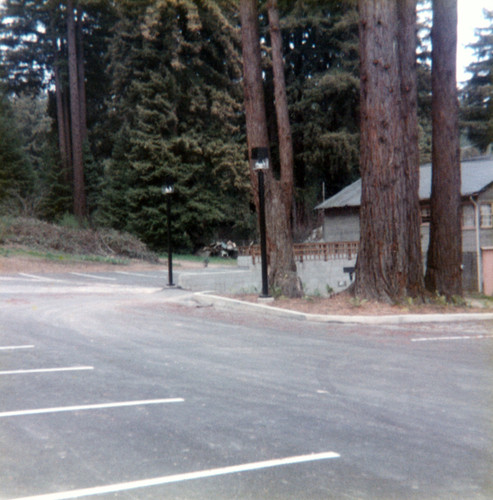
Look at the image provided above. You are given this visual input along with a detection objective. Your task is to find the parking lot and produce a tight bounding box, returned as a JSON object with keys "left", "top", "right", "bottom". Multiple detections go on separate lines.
{"left": 1, "top": 271, "right": 492, "bottom": 499}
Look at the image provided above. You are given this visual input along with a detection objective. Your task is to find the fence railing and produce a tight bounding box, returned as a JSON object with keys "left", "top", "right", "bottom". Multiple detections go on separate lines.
{"left": 238, "top": 241, "right": 359, "bottom": 265}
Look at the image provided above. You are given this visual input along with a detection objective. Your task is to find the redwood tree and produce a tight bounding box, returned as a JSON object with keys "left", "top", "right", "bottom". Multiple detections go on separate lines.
{"left": 239, "top": 0, "right": 302, "bottom": 298}
{"left": 425, "top": 0, "right": 462, "bottom": 298}
{"left": 67, "top": 0, "right": 87, "bottom": 219}
{"left": 354, "top": 0, "right": 424, "bottom": 302}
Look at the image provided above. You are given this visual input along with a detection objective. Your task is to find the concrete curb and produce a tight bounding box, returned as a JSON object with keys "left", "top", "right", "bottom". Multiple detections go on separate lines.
{"left": 192, "top": 292, "right": 493, "bottom": 325}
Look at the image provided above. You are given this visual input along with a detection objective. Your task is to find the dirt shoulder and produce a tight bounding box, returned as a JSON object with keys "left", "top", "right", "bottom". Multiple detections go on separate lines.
{"left": 0, "top": 254, "right": 207, "bottom": 275}
{"left": 229, "top": 291, "right": 493, "bottom": 316}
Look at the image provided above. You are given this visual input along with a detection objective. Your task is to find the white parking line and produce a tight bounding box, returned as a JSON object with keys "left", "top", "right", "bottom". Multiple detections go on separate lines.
{"left": 0, "top": 276, "right": 37, "bottom": 282}
{"left": 0, "top": 366, "right": 94, "bottom": 375}
{"left": 411, "top": 334, "right": 493, "bottom": 342}
{"left": 115, "top": 271, "right": 152, "bottom": 278}
{"left": 0, "top": 398, "right": 184, "bottom": 418}
{"left": 69, "top": 272, "right": 117, "bottom": 281}
{"left": 12, "top": 451, "right": 339, "bottom": 499}
{"left": 18, "top": 273, "right": 68, "bottom": 283}
{"left": 0, "top": 345, "right": 35, "bottom": 350}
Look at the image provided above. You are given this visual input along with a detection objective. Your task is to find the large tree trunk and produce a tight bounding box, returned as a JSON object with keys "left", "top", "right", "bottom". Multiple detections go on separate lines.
{"left": 67, "top": 0, "right": 87, "bottom": 219}
{"left": 239, "top": 0, "right": 302, "bottom": 298}
{"left": 267, "top": 0, "right": 302, "bottom": 297}
{"left": 354, "top": 0, "right": 423, "bottom": 302}
{"left": 424, "top": 0, "right": 462, "bottom": 298}
{"left": 76, "top": 7, "right": 87, "bottom": 143}
{"left": 53, "top": 47, "right": 71, "bottom": 182}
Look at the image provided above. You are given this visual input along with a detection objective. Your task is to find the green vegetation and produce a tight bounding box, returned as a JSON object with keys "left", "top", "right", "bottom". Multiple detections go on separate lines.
{"left": 0, "top": 216, "right": 158, "bottom": 263}
{"left": 0, "top": 246, "right": 128, "bottom": 266}
{"left": 0, "top": 1, "right": 490, "bottom": 290}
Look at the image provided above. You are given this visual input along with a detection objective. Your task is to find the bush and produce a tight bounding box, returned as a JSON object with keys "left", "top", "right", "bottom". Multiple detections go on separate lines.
{"left": 0, "top": 216, "right": 158, "bottom": 262}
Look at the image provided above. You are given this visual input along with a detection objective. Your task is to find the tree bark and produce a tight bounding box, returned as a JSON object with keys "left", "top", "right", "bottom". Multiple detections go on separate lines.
{"left": 267, "top": 0, "right": 294, "bottom": 215}
{"left": 67, "top": 0, "right": 87, "bottom": 219}
{"left": 354, "top": 0, "right": 423, "bottom": 302}
{"left": 267, "top": 0, "right": 302, "bottom": 297}
{"left": 425, "top": 0, "right": 462, "bottom": 298}
{"left": 239, "top": 0, "right": 302, "bottom": 298}
{"left": 53, "top": 44, "right": 71, "bottom": 182}
{"left": 76, "top": 6, "right": 87, "bottom": 143}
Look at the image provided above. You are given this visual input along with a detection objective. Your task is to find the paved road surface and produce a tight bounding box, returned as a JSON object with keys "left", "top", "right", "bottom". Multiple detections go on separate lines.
{"left": 0, "top": 271, "right": 492, "bottom": 499}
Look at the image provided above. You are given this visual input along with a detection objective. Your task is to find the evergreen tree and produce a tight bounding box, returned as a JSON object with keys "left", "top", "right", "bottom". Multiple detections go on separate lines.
{"left": 0, "top": 91, "right": 35, "bottom": 212}
{"left": 0, "top": 0, "right": 117, "bottom": 220}
{"left": 425, "top": 0, "right": 462, "bottom": 298}
{"left": 461, "top": 9, "right": 493, "bottom": 153}
{"left": 277, "top": 1, "right": 360, "bottom": 226}
{"left": 99, "top": 0, "right": 251, "bottom": 251}
{"left": 9, "top": 93, "right": 53, "bottom": 214}
{"left": 355, "top": 0, "right": 424, "bottom": 302}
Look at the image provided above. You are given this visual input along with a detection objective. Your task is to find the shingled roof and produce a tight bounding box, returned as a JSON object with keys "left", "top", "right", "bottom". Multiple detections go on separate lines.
{"left": 315, "top": 156, "right": 493, "bottom": 210}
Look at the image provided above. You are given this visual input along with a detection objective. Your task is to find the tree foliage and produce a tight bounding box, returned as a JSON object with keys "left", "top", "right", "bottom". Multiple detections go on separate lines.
{"left": 273, "top": 1, "right": 360, "bottom": 228}
{"left": 97, "top": 0, "right": 251, "bottom": 250}
{"left": 460, "top": 8, "right": 493, "bottom": 153}
{"left": 0, "top": 91, "right": 35, "bottom": 211}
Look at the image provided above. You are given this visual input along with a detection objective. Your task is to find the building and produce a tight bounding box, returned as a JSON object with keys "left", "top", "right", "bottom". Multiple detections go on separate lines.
{"left": 315, "top": 156, "right": 493, "bottom": 293}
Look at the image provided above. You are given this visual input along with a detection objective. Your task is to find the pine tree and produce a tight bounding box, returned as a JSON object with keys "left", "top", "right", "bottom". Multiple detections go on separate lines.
{"left": 278, "top": 1, "right": 360, "bottom": 224}
{"left": 0, "top": 91, "right": 35, "bottom": 212}
{"left": 0, "top": 0, "right": 117, "bottom": 220}
{"left": 461, "top": 9, "right": 493, "bottom": 153}
{"left": 99, "top": 0, "right": 250, "bottom": 250}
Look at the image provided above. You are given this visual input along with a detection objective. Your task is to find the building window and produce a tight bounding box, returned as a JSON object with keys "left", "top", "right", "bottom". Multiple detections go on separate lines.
{"left": 421, "top": 206, "right": 431, "bottom": 224}
{"left": 462, "top": 205, "right": 475, "bottom": 228}
{"left": 480, "top": 203, "right": 493, "bottom": 228}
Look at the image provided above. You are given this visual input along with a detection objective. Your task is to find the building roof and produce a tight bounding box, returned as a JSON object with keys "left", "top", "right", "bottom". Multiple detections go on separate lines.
{"left": 315, "top": 156, "right": 493, "bottom": 210}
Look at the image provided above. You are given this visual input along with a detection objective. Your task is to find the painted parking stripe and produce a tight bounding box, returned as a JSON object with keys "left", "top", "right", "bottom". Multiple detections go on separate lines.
{"left": 115, "top": 271, "right": 152, "bottom": 277}
{"left": 411, "top": 334, "right": 493, "bottom": 342}
{"left": 0, "top": 277, "right": 38, "bottom": 282}
{"left": 0, "top": 398, "right": 184, "bottom": 418}
{"left": 18, "top": 273, "right": 68, "bottom": 283}
{"left": 0, "top": 366, "right": 94, "bottom": 376}
{"left": 12, "top": 451, "right": 340, "bottom": 499}
{"left": 69, "top": 272, "right": 117, "bottom": 281}
{"left": 0, "top": 345, "right": 35, "bottom": 350}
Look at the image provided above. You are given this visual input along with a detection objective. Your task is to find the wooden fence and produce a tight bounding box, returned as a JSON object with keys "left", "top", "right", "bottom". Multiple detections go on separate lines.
{"left": 239, "top": 241, "right": 359, "bottom": 265}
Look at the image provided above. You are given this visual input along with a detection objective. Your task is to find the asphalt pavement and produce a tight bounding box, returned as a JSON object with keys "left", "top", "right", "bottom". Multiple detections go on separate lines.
{"left": 0, "top": 270, "right": 492, "bottom": 499}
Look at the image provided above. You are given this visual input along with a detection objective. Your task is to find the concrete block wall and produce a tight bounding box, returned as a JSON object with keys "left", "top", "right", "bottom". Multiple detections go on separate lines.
{"left": 296, "top": 258, "right": 356, "bottom": 296}
{"left": 237, "top": 255, "right": 356, "bottom": 296}
{"left": 178, "top": 268, "right": 262, "bottom": 294}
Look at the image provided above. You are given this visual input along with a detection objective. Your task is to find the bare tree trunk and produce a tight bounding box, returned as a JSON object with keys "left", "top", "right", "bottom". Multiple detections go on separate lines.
{"left": 354, "top": 0, "right": 423, "bottom": 302}
{"left": 267, "top": 0, "right": 302, "bottom": 297}
{"left": 62, "top": 89, "right": 73, "bottom": 184}
{"left": 425, "top": 0, "right": 462, "bottom": 298}
{"left": 267, "top": 0, "right": 293, "bottom": 214}
{"left": 67, "top": 0, "right": 86, "bottom": 219}
{"left": 76, "top": 7, "right": 87, "bottom": 143}
{"left": 398, "top": 0, "right": 425, "bottom": 297}
{"left": 53, "top": 46, "right": 71, "bottom": 183}
{"left": 239, "top": 0, "right": 302, "bottom": 298}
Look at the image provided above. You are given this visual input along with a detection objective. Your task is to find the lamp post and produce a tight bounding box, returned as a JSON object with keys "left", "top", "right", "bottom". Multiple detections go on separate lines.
{"left": 251, "top": 147, "right": 270, "bottom": 298}
{"left": 162, "top": 183, "right": 174, "bottom": 287}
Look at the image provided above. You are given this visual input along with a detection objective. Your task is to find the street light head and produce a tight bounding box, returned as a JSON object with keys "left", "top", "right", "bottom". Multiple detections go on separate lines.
{"left": 251, "top": 147, "right": 269, "bottom": 171}
{"left": 254, "top": 158, "right": 269, "bottom": 171}
{"left": 162, "top": 184, "right": 174, "bottom": 195}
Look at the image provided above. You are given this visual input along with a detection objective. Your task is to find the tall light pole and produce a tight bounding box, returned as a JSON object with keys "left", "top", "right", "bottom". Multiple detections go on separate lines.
{"left": 162, "top": 183, "right": 174, "bottom": 287}
{"left": 252, "top": 147, "right": 270, "bottom": 298}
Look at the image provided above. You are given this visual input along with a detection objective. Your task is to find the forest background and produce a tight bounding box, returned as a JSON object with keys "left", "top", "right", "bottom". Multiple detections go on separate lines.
{"left": 0, "top": 0, "right": 492, "bottom": 254}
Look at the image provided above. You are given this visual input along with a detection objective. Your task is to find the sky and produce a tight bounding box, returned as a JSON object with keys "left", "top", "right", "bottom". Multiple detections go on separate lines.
{"left": 457, "top": 0, "right": 491, "bottom": 84}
